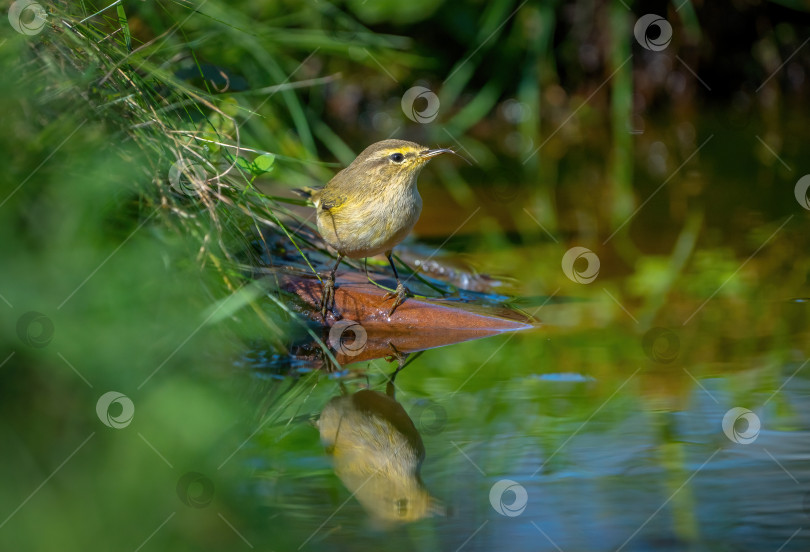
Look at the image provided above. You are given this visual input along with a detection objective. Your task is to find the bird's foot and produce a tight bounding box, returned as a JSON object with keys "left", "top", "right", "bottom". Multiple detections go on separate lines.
{"left": 385, "top": 343, "right": 408, "bottom": 397}
{"left": 383, "top": 281, "right": 410, "bottom": 316}
{"left": 320, "top": 276, "right": 339, "bottom": 319}
{"left": 384, "top": 342, "right": 408, "bottom": 366}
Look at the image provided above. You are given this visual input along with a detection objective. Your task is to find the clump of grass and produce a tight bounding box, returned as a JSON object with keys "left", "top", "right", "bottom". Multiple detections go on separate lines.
{"left": 1, "top": 3, "right": 407, "bottom": 549}
{"left": 9, "top": 1, "right": 408, "bottom": 351}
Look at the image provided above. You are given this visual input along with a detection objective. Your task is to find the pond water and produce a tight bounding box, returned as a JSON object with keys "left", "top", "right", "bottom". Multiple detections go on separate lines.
{"left": 3, "top": 110, "right": 808, "bottom": 552}
{"left": 240, "top": 116, "right": 810, "bottom": 551}
{"left": 4, "top": 4, "right": 810, "bottom": 552}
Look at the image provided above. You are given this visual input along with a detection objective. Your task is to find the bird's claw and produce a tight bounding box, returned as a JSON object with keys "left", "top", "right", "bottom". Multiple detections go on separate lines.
{"left": 384, "top": 342, "right": 408, "bottom": 365}
{"left": 383, "top": 282, "right": 410, "bottom": 316}
{"left": 320, "top": 277, "right": 338, "bottom": 319}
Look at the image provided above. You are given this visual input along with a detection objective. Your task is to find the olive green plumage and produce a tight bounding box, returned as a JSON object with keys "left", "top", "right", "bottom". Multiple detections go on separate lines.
{"left": 318, "top": 388, "right": 443, "bottom": 523}
{"left": 303, "top": 139, "right": 452, "bottom": 317}
{"left": 312, "top": 139, "right": 439, "bottom": 258}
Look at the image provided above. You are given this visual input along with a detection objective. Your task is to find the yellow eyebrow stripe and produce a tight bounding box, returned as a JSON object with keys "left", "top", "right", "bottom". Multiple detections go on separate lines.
{"left": 377, "top": 147, "right": 422, "bottom": 157}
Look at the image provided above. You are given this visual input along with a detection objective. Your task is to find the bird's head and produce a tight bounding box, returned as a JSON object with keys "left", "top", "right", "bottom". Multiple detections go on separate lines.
{"left": 346, "top": 139, "right": 454, "bottom": 188}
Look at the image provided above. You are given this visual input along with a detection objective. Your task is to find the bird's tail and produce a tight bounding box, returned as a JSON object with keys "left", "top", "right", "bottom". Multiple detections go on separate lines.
{"left": 292, "top": 186, "right": 320, "bottom": 205}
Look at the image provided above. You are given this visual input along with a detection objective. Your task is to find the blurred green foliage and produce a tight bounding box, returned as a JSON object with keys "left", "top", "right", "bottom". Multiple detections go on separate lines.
{"left": 2, "top": 0, "right": 810, "bottom": 550}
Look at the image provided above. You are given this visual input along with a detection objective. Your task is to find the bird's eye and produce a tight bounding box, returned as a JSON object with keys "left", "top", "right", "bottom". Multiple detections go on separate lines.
{"left": 395, "top": 498, "right": 409, "bottom": 515}
{"left": 389, "top": 153, "right": 405, "bottom": 163}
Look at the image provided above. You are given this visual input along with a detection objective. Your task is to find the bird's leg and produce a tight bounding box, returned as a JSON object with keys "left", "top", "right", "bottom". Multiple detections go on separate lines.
{"left": 383, "top": 251, "right": 410, "bottom": 316}
{"left": 385, "top": 342, "right": 408, "bottom": 398}
{"left": 321, "top": 254, "right": 343, "bottom": 319}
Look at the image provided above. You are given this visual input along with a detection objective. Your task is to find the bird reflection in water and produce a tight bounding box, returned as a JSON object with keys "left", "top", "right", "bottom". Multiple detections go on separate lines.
{"left": 318, "top": 351, "right": 443, "bottom": 524}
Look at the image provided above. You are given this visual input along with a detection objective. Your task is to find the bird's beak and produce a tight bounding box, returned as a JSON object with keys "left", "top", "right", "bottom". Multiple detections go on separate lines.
{"left": 419, "top": 148, "right": 454, "bottom": 159}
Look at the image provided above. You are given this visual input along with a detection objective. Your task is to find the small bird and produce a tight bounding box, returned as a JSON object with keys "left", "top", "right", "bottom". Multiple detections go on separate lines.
{"left": 299, "top": 139, "right": 453, "bottom": 317}
{"left": 317, "top": 382, "right": 443, "bottom": 523}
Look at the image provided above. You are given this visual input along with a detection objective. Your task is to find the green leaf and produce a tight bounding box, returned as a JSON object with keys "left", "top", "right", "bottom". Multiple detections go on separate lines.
{"left": 116, "top": 4, "right": 132, "bottom": 53}
{"left": 203, "top": 280, "right": 270, "bottom": 325}
{"left": 254, "top": 153, "right": 276, "bottom": 174}
{"left": 234, "top": 155, "right": 253, "bottom": 172}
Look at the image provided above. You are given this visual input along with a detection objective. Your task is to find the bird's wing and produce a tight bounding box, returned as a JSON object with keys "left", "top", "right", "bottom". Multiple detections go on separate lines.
{"left": 317, "top": 186, "right": 348, "bottom": 212}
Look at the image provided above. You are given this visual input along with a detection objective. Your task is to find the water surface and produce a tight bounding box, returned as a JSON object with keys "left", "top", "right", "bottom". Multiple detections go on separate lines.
{"left": 244, "top": 115, "right": 810, "bottom": 551}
